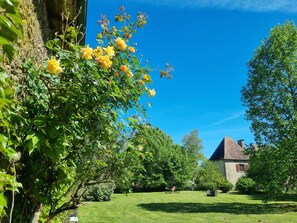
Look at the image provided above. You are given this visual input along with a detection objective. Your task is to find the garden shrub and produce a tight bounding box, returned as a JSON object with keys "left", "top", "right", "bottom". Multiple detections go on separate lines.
{"left": 194, "top": 160, "right": 224, "bottom": 191}
{"left": 84, "top": 182, "right": 115, "bottom": 202}
{"left": 218, "top": 179, "right": 233, "bottom": 193}
{"left": 236, "top": 177, "right": 256, "bottom": 194}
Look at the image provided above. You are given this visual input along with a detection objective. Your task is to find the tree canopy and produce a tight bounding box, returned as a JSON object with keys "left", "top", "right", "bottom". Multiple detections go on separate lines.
{"left": 182, "top": 129, "right": 204, "bottom": 161}
{"left": 241, "top": 21, "right": 297, "bottom": 199}
{"left": 131, "top": 125, "right": 193, "bottom": 191}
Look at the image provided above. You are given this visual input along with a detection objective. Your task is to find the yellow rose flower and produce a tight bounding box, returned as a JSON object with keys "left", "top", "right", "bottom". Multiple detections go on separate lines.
{"left": 104, "top": 46, "right": 115, "bottom": 58}
{"left": 81, "top": 45, "right": 93, "bottom": 60}
{"left": 149, "top": 89, "right": 156, "bottom": 97}
{"left": 128, "top": 47, "right": 136, "bottom": 53}
{"left": 115, "top": 37, "right": 127, "bottom": 50}
{"left": 142, "top": 74, "right": 150, "bottom": 82}
{"left": 139, "top": 80, "right": 145, "bottom": 85}
{"left": 93, "top": 47, "right": 103, "bottom": 58}
{"left": 96, "top": 55, "right": 112, "bottom": 69}
{"left": 46, "top": 58, "right": 63, "bottom": 75}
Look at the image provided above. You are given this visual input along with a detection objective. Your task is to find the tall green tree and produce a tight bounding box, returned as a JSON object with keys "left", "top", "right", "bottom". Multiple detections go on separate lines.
{"left": 131, "top": 125, "right": 192, "bottom": 191}
{"left": 241, "top": 21, "right": 297, "bottom": 199}
{"left": 182, "top": 129, "right": 204, "bottom": 161}
{"left": 182, "top": 129, "right": 204, "bottom": 186}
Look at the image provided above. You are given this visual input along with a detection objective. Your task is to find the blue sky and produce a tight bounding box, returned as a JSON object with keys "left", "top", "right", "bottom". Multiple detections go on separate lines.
{"left": 86, "top": 0, "right": 297, "bottom": 158}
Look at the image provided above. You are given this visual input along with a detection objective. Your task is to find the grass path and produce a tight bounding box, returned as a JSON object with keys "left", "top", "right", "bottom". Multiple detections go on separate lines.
{"left": 78, "top": 191, "right": 297, "bottom": 223}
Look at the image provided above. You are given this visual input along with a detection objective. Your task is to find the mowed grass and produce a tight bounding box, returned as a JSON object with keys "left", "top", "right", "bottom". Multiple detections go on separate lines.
{"left": 77, "top": 191, "right": 297, "bottom": 223}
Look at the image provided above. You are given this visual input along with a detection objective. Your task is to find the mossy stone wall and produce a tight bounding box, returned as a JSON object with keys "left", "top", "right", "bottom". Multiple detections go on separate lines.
{"left": 5, "top": 0, "right": 81, "bottom": 82}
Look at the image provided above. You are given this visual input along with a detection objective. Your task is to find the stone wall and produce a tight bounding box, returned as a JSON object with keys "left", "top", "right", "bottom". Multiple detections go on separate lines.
{"left": 213, "top": 160, "right": 249, "bottom": 186}
{"left": 4, "top": 0, "right": 49, "bottom": 82}
{"left": 4, "top": 0, "right": 86, "bottom": 82}
{"left": 225, "top": 161, "right": 248, "bottom": 186}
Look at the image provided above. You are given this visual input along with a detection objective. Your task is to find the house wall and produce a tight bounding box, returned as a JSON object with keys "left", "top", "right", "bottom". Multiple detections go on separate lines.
{"left": 225, "top": 161, "right": 248, "bottom": 186}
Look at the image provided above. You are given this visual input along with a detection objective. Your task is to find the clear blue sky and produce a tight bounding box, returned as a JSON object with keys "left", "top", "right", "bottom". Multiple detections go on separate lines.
{"left": 85, "top": 0, "right": 297, "bottom": 158}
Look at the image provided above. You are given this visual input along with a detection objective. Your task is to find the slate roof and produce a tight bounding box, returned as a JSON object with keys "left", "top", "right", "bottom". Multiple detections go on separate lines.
{"left": 209, "top": 137, "right": 249, "bottom": 161}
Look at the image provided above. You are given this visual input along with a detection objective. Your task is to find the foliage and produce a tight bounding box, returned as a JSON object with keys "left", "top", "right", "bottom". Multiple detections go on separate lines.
{"left": 241, "top": 21, "right": 297, "bottom": 200}
{"left": 235, "top": 177, "right": 256, "bottom": 194}
{"left": 247, "top": 146, "right": 292, "bottom": 201}
{"left": 195, "top": 160, "right": 225, "bottom": 190}
{"left": 0, "top": 59, "right": 23, "bottom": 220}
{"left": 218, "top": 179, "right": 233, "bottom": 193}
{"left": 84, "top": 182, "right": 115, "bottom": 202}
{"left": 0, "top": 0, "right": 23, "bottom": 63}
{"left": 131, "top": 125, "right": 193, "bottom": 191}
{"left": 182, "top": 129, "right": 204, "bottom": 161}
{"left": 182, "top": 130, "right": 204, "bottom": 174}
{"left": 1, "top": 6, "right": 172, "bottom": 223}
{"left": 0, "top": 0, "right": 23, "bottom": 218}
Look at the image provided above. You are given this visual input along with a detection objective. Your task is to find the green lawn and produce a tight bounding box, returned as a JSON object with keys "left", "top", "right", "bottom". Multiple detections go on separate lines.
{"left": 77, "top": 191, "right": 297, "bottom": 223}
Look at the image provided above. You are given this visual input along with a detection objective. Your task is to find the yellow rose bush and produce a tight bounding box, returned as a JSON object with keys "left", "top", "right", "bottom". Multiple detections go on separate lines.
{"left": 2, "top": 6, "right": 173, "bottom": 222}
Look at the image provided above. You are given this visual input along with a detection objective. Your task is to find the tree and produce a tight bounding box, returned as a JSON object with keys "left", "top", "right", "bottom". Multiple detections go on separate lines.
{"left": 182, "top": 129, "right": 204, "bottom": 186}
{"left": 182, "top": 129, "right": 204, "bottom": 162}
{"left": 247, "top": 146, "right": 291, "bottom": 201}
{"left": 241, "top": 21, "right": 297, "bottom": 199}
{"left": 131, "top": 125, "right": 193, "bottom": 191}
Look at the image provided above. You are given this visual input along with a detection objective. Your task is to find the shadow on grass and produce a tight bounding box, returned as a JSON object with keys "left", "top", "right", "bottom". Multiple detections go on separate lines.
{"left": 137, "top": 202, "right": 297, "bottom": 214}
{"left": 249, "top": 193, "right": 297, "bottom": 202}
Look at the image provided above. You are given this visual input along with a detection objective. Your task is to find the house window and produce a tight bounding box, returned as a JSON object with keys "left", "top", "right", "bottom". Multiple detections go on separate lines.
{"left": 239, "top": 164, "right": 244, "bottom": 172}
{"left": 236, "top": 164, "right": 247, "bottom": 172}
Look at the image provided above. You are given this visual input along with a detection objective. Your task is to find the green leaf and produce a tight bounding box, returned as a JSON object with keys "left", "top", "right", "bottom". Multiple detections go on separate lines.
{"left": 0, "top": 15, "right": 21, "bottom": 41}
{"left": 0, "top": 191, "right": 7, "bottom": 217}
{"left": 4, "top": 0, "right": 14, "bottom": 6}
{"left": 0, "top": 36, "right": 10, "bottom": 45}
{"left": 25, "top": 134, "right": 40, "bottom": 154}
{"left": 31, "top": 136, "right": 39, "bottom": 147}
{"left": 6, "top": 13, "right": 23, "bottom": 31}
{"left": 0, "top": 134, "right": 8, "bottom": 150}
{"left": 2, "top": 44, "right": 15, "bottom": 61}
{"left": 25, "top": 133, "right": 35, "bottom": 141}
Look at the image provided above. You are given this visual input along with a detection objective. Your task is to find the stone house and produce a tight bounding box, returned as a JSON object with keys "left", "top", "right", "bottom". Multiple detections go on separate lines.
{"left": 209, "top": 137, "right": 249, "bottom": 186}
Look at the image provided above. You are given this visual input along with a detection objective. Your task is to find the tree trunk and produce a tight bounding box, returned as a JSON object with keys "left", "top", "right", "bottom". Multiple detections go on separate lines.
{"left": 31, "top": 204, "right": 42, "bottom": 223}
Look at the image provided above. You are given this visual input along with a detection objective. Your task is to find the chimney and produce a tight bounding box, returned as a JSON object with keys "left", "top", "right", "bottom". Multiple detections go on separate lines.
{"left": 237, "top": 139, "right": 244, "bottom": 149}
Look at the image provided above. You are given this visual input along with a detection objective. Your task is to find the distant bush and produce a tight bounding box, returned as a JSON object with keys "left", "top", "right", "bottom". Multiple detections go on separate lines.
{"left": 218, "top": 179, "right": 233, "bottom": 193}
{"left": 236, "top": 177, "right": 256, "bottom": 194}
{"left": 84, "top": 182, "right": 115, "bottom": 201}
{"left": 194, "top": 160, "right": 224, "bottom": 190}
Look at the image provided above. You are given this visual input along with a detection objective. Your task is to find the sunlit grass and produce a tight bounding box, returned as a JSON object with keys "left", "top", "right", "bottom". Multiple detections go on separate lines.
{"left": 77, "top": 191, "right": 297, "bottom": 223}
